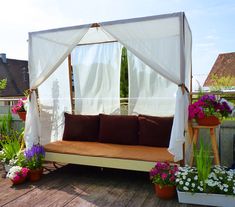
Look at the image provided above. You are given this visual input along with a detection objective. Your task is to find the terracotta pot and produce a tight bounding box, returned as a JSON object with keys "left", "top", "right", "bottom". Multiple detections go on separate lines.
{"left": 196, "top": 115, "right": 220, "bottom": 126}
{"left": 154, "top": 184, "right": 176, "bottom": 200}
{"left": 18, "top": 111, "right": 26, "bottom": 121}
{"left": 11, "top": 176, "right": 26, "bottom": 185}
{"left": 28, "top": 168, "right": 43, "bottom": 182}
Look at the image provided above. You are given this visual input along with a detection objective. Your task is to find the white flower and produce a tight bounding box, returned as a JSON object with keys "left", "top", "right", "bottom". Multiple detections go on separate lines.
{"left": 223, "top": 184, "right": 229, "bottom": 188}
{"left": 183, "top": 186, "right": 189, "bottom": 191}
{"left": 179, "top": 181, "right": 184, "bottom": 185}
{"left": 187, "top": 178, "right": 191, "bottom": 182}
{"left": 185, "top": 182, "right": 189, "bottom": 186}
{"left": 7, "top": 166, "right": 22, "bottom": 179}
{"left": 194, "top": 175, "right": 198, "bottom": 180}
{"left": 191, "top": 183, "right": 195, "bottom": 188}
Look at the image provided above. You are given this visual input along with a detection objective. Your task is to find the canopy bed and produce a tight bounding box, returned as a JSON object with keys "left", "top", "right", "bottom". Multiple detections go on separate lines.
{"left": 25, "top": 12, "right": 192, "bottom": 171}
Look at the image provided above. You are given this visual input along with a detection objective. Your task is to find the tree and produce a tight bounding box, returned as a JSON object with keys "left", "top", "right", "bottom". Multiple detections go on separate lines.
{"left": 120, "top": 48, "right": 128, "bottom": 98}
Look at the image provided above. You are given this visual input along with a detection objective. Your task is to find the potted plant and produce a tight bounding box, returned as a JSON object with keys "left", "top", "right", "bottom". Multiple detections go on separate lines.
{"left": 176, "top": 141, "right": 235, "bottom": 206}
{"left": 150, "top": 161, "right": 178, "bottom": 199}
{"left": 11, "top": 97, "right": 28, "bottom": 121}
{"left": 24, "top": 145, "right": 45, "bottom": 181}
{"left": 6, "top": 166, "right": 29, "bottom": 185}
{"left": 188, "top": 94, "right": 233, "bottom": 126}
{"left": 0, "top": 136, "right": 21, "bottom": 172}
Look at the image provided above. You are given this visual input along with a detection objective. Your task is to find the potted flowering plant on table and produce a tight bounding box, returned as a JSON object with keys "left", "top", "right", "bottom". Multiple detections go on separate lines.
{"left": 24, "top": 145, "right": 45, "bottom": 182}
{"left": 150, "top": 161, "right": 178, "bottom": 199}
{"left": 6, "top": 166, "right": 29, "bottom": 185}
{"left": 188, "top": 94, "right": 233, "bottom": 126}
{"left": 11, "top": 97, "right": 28, "bottom": 121}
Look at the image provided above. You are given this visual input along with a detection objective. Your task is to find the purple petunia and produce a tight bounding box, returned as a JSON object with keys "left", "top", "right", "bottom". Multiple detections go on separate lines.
{"left": 24, "top": 145, "right": 45, "bottom": 160}
{"left": 188, "top": 94, "right": 233, "bottom": 120}
{"left": 24, "top": 145, "right": 45, "bottom": 170}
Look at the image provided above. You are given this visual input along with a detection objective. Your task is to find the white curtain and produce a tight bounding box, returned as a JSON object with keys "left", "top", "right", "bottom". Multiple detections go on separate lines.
{"left": 71, "top": 42, "right": 122, "bottom": 115}
{"left": 38, "top": 59, "right": 71, "bottom": 145}
{"left": 101, "top": 13, "right": 191, "bottom": 161}
{"left": 25, "top": 25, "right": 90, "bottom": 148}
{"left": 128, "top": 51, "right": 177, "bottom": 116}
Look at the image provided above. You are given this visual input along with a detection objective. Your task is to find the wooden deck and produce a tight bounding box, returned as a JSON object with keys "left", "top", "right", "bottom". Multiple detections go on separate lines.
{"left": 0, "top": 163, "right": 204, "bottom": 207}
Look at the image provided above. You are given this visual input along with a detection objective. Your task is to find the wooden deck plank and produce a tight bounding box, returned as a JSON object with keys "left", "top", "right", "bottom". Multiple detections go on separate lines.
{"left": 3, "top": 177, "right": 69, "bottom": 207}
{"left": 64, "top": 176, "right": 118, "bottom": 207}
{"left": 125, "top": 182, "right": 152, "bottom": 207}
{"left": 0, "top": 164, "right": 206, "bottom": 207}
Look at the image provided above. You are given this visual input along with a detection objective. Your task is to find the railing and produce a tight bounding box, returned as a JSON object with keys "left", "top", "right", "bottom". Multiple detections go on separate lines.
{"left": 191, "top": 91, "right": 235, "bottom": 102}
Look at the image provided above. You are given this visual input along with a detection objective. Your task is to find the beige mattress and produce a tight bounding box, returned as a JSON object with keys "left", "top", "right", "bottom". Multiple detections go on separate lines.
{"left": 44, "top": 141, "right": 174, "bottom": 163}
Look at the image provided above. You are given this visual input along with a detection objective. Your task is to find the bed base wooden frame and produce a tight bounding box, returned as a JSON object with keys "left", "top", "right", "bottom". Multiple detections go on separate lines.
{"left": 45, "top": 152, "right": 157, "bottom": 172}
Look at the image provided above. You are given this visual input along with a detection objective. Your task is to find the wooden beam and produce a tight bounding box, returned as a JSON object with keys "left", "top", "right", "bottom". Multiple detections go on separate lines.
{"left": 91, "top": 23, "right": 100, "bottom": 28}
{"left": 67, "top": 54, "right": 74, "bottom": 114}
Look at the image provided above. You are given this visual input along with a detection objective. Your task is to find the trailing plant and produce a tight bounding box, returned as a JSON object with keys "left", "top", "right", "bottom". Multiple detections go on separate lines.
{"left": 7, "top": 166, "right": 29, "bottom": 182}
{"left": 0, "top": 135, "right": 21, "bottom": 165}
{"left": 188, "top": 94, "right": 233, "bottom": 120}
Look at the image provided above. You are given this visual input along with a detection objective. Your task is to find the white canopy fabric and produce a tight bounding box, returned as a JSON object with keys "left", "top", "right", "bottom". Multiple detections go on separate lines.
{"left": 127, "top": 51, "right": 177, "bottom": 116}
{"left": 71, "top": 42, "right": 122, "bottom": 115}
{"left": 26, "top": 12, "right": 192, "bottom": 162}
{"left": 38, "top": 59, "right": 72, "bottom": 145}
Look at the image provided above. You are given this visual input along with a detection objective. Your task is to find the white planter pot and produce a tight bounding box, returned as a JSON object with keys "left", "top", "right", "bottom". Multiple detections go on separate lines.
{"left": 177, "top": 190, "right": 235, "bottom": 207}
{"left": 4, "top": 164, "right": 11, "bottom": 172}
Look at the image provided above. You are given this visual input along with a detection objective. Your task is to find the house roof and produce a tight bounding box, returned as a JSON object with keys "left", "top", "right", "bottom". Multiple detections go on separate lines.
{"left": 0, "top": 57, "right": 29, "bottom": 97}
{"left": 204, "top": 52, "right": 235, "bottom": 87}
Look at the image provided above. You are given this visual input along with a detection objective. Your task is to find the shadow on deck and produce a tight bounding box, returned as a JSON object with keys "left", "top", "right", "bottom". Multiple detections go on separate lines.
{"left": 0, "top": 163, "right": 204, "bottom": 207}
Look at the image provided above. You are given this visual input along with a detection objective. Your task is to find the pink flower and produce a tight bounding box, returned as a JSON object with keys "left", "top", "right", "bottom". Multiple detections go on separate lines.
{"left": 161, "top": 173, "right": 168, "bottom": 180}
{"left": 170, "top": 176, "right": 175, "bottom": 182}
{"left": 13, "top": 175, "right": 20, "bottom": 181}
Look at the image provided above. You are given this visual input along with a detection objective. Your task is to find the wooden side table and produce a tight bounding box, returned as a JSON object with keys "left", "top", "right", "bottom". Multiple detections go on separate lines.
{"left": 189, "top": 125, "right": 220, "bottom": 166}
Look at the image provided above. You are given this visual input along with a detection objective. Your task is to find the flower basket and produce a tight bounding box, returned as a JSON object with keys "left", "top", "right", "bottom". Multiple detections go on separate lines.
{"left": 154, "top": 184, "right": 176, "bottom": 200}
{"left": 28, "top": 168, "right": 43, "bottom": 182}
{"left": 7, "top": 166, "right": 29, "bottom": 185}
{"left": 177, "top": 189, "right": 235, "bottom": 207}
{"left": 11, "top": 176, "right": 26, "bottom": 185}
{"left": 196, "top": 115, "right": 220, "bottom": 126}
{"left": 18, "top": 111, "right": 26, "bottom": 121}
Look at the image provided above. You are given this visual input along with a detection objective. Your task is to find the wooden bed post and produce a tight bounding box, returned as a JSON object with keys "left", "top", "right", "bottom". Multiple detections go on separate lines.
{"left": 68, "top": 54, "right": 74, "bottom": 114}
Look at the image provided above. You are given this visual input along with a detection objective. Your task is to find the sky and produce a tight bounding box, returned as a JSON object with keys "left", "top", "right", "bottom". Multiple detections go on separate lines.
{"left": 0, "top": 0, "right": 235, "bottom": 80}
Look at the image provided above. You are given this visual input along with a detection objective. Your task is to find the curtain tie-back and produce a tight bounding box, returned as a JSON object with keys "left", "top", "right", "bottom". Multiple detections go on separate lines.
{"left": 178, "top": 83, "right": 189, "bottom": 94}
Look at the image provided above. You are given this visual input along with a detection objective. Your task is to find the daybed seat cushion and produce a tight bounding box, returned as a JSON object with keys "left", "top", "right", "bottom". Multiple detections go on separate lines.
{"left": 44, "top": 141, "right": 174, "bottom": 162}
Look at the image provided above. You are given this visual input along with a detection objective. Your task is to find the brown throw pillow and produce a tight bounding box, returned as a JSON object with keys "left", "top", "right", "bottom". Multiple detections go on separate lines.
{"left": 99, "top": 114, "right": 139, "bottom": 145}
{"left": 63, "top": 113, "right": 99, "bottom": 141}
{"left": 138, "top": 114, "right": 173, "bottom": 147}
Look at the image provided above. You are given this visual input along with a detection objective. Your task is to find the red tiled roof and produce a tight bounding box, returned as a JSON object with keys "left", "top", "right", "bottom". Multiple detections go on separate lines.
{"left": 204, "top": 52, "right": 235, "bottom": 87}
{"left": 0, "top": 58, "right": 29, "bottom": 97}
